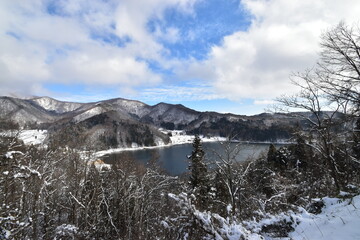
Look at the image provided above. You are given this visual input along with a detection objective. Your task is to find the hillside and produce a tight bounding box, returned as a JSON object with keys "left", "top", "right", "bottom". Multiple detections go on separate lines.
{"left": 0, "top": 96, "right": 296, "bottom": 149}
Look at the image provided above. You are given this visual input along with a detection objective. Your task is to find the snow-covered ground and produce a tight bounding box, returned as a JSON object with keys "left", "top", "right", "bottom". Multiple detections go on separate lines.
{"left": 95, "top": 130, "right": 226, "bottom": 157}
{"left": 244, "top": 194, "right": 360, "bottom": 240}
{"left": 166, "top": 130, "right": 226, "bottom": 145}
{"left": 288, "top": 195, "right": 360, "bottom": 240}
{"left": 0, "top": 129, "right": 47, "bottom": 145}
{"left": 18, "top": 130, "right": 47, "bottom": 145}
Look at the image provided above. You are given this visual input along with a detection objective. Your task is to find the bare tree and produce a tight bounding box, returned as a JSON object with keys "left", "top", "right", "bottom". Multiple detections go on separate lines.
{"left": 317, "top": 22, "right": 360, "bottom": 111}
{"left": 276, "top": 22, "right": 360, "bottom": 193}
{"left": 211, "top": 138, "right": 255, "bottom": 218}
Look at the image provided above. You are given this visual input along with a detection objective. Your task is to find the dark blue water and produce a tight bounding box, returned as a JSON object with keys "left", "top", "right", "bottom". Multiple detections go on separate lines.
{"left": 103, "top": 142, "right": 274, "bottom": 175}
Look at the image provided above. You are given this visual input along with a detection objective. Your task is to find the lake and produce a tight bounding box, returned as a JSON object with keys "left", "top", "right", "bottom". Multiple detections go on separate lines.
{"left": 103, "top": 142, "right": 277, "bottom": 175}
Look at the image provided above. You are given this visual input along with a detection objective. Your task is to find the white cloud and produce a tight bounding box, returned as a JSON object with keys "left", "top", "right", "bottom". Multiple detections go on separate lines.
{"left": 1, "top": 0, "right": 360, "bottom": 108}
{"left": 49, "top": 46, "right": 162, "bottom": 86}
{"left": 253, "top": 99, "right": 275, "bottom": 105}
{"left": 0, "top": 0, "right": 198, "bottom": 97}
{"left": 140, "top": 85, "right": 220, "bottom": 102}
{"left": 182, "top": 0, "right": 360, "bottom": 100}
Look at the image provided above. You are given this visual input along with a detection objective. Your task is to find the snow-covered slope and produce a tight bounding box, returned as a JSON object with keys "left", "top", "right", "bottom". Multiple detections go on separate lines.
{"left": 245, "top": 194, "right": 360, "bottom": 240}
{"left": 144, "top": 102, "right": 199, "bottom": 126}
{"left": 73, "top": 106, "right": 108, "bottom": 123}
{"left": 0, "top": 96, "right": 297, "bottom": 144}
{"left": 288, "top": 195, "right": 360, "bottom": 240}
{"left": 18, "top": 130, "right": 47, "bottom": 145}
{"left": 105, "top": 98, "right": 151, "bottom": 118}
{"left": 31, "top": 96, "right": 84, "bottom": 113}
{"left": 0, "top": 96, "right": 57, "bottom": 125}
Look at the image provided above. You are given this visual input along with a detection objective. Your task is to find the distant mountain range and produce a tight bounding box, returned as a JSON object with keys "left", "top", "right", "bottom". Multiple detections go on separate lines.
{"left": 0, "top": 96, "right": 297, "bottom": 149}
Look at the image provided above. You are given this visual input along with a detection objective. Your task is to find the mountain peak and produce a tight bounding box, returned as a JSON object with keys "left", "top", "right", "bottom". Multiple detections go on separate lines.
{"left": 30, "top": 96, "right": 84, "bottom": 114}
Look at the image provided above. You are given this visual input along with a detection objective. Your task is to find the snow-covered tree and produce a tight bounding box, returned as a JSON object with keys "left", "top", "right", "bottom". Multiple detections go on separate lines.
{"left": 276, "top": 22, "right": 360, "bottom": 193}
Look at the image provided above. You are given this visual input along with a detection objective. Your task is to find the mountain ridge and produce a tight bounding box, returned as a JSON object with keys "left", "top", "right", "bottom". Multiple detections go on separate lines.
{"left": 0, "top": 96, "right": 294, "bottom": 149}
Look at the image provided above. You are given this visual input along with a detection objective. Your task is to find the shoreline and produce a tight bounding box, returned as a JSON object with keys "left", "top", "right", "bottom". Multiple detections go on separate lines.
{"left": 95, "top": 134, "right": 227, "bottom": 157}
{"left": 95, "top": 132, "right": 292, "bottom": 157}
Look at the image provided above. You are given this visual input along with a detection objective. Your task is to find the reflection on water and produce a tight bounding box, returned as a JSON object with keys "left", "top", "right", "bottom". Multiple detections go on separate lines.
{"left": 103, "top": 142, "right": 279, "bottom": 175}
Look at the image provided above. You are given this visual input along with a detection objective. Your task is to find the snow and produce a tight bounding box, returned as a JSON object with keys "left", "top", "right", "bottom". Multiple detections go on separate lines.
{"left": 287, "top": 195, "right": 360, "bottom": 240}
{"left": 73, "top": 106, "right": 106, "bottom": 122}
{"left": 168, "top": 192, "right": 265, "bottom": 240}
{"left": 18, "top": 130, "right": 47, "bottom": 145}
{"left": 0, "top": 227, "right": 10, "bottom": 239}
{"left": 244, "top": 194, "right": 360, "bottom": 240}
{"left": 14, "top": 172, "right": 28, "bottom": 178}
{"left": 95, "top": 130, "right": 226, "bottom": 157}
{"left": 32, "top": 96, "right": 83, "bottom": 113}
{"left": 4, "top": 151, "right": 24, "bottom": 159}
{"left": 0, "top": 129, "right": 47, "bottom": 146}
{"left": 54, "top": 224, "right": 78, "bottom": 239}
{"left": 0, "top": 130, "right": 18, "bottom": 137}
{"left": 111, "top": 98, "right": 150, "bottom": 117}
{"left": 166, "top": 130, "right": 226, "bottom": 145}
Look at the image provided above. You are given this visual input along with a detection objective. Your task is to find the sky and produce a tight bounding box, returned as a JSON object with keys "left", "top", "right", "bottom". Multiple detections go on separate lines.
{"left": 1, "top": 0, "right": 360, "bottom": 115}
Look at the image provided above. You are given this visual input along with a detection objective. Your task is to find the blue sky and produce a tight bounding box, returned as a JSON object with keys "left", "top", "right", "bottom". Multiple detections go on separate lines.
{"left": 1, "top": 0, "right": 359, "bottom": 115}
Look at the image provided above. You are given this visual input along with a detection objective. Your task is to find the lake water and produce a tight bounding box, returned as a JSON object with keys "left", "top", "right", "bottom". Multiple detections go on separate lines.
{"left": 103, "top": 142, "right": 276, "bottom": 175}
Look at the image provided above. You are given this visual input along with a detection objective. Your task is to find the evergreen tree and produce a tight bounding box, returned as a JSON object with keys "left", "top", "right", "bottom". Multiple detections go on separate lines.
{"left": 189, "top": 135, "right": 209, "bottom": 209}
{"left": 267, "top": 144, "right": 277, "bottom": 162}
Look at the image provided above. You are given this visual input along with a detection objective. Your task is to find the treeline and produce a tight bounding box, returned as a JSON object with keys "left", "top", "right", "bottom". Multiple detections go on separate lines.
{"left": 47, "top": 112, "right": 170, "bottom": 151}
{"left": 188, "top": 117, "right": 291, "bottom": 142}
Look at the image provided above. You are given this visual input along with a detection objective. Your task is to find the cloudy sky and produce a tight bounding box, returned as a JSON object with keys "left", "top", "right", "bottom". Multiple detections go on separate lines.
{"left": 1, "top": 0, "right": 359, "bottom": 115}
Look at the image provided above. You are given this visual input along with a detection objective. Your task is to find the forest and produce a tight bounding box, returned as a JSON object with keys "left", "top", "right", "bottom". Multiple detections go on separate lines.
{"left": 1, "top": 22, "right": 360, "bottom": 239}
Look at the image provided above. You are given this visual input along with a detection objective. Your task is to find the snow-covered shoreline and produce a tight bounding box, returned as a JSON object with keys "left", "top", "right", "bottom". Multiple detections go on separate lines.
{"left": 95, "top": 130, "right": 226, "bottom": 157}
{"left": 0, "top": 129, "right": 290, "bottom": 160}
{"left": 95, "top": 130, "right": 293, "bottom": 157}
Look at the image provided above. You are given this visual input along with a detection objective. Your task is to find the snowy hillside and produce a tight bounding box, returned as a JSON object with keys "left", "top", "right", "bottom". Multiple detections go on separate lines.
{"left": 31, "top": 96, "right": 84, "bottom": 113}
{"left": 0, "top": 97, "right": 56, "bottom": 124}
{"left": 146, "top": 102, "right": 199, "bottom": 126}
{"left": 18, "top": 130, "right": 47, "bottom": 145}
{"left": 106, "top": 98, "right": 151, "bottom": 117}
{"left": 288, "top": 195, "right": 360, "bottom": 240}
{"left": 241, "top": 194, "right": 360, "bottom": 240}
{"left": 73, "top": 106, "right": 108, "bottom": 123}
{"left": 0, "top": 96, "right": 299, "bottom": 145}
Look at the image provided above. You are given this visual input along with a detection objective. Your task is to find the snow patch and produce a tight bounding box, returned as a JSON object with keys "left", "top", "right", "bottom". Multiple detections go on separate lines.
{"left": 32, "top": 97, "right": 83, "bottom": 113}
{"left": 4, "top": 151, "right": 24, "bottom": 159}
{"left": 73, "top": 106, "right": 106, "bottom": 123}
{"left": 164, "top": 130, "right": 226, "bottom": 145}
{"left": 244, "top": 194, "right": 360, "bottom": 240}
{"left": 288, "top": 195, "right": 360, "bottom": 240}
{"left": 18, "top": 130, "right": 47, "bottom": 145}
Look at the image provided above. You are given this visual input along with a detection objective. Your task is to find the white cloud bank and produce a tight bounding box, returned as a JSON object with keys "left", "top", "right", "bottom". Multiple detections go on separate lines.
{"left": 0, "top": 0, "right": 197, "bottom": 97}
{"left": 180, "top": 0, "right": 360, "bottom": 101}
{"left": 0, "top": 0, "right": 360, "bottom": 105}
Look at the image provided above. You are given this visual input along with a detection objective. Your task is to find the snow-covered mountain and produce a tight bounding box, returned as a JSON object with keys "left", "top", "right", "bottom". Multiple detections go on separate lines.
{"left": 0, "top": 96, "right": 58, "bottom": 125}
{"left": 0, "top": 96, "right": 205, "bottom": 127}
{"left": 30, "top": 96, "right": 84, "bottom": 114}
{"left": 0, "top": 96, "right": 296, "bottom": 148}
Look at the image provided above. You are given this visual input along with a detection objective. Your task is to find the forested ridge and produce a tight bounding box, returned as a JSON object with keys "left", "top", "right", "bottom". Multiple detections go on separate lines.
{"left": 1, "top": 22, "right": 360, "bottom": 239}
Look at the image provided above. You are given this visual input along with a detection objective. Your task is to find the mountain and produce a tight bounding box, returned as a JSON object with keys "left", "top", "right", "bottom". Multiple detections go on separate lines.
{"left": 31, "top": 96, "right": 84, "bottom": 114}
{"left": 0, "top": 96, "right": 295, "bottom": 149}
{"left": 0, "top": 96, "right": 58, "bottom": 125}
